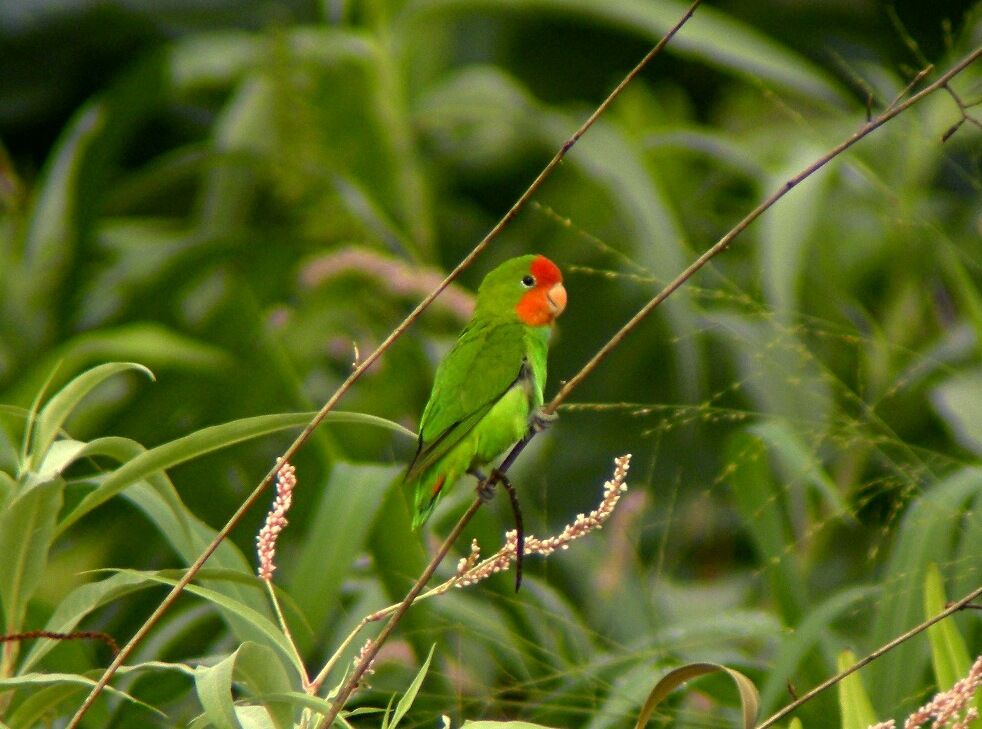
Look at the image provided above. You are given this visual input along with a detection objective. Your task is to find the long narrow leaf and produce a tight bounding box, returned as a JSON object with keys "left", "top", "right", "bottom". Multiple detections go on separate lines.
{"left": 402, "top": 0, "right": 847, "bottom": 104}
{"left": 924, "top": 563, "right": 971, "bottom": 691}
{"left": 26, "top": 362, "right": 154, "bottom": 474}
{"left": 0, "top": 480, "right": 63, "bottom": 632}
{"left": 389, "top": 645, "right": 435, "bottom": 729}
{"left": 112, "top": 569, "right": 304, "bottom": 675}
{"left": 57, "top": 410, "right": 413, "bottom": 534}
{"left": 195, "top": 651, "right": 243, "bottom": 729}
{"left": 836, "top": 650, "right": 878, "bottom": 729}
{"left": 290, "top": 462, "right": 402, "bottom": 633}
{"left": 633, "top": 662, "right": 759, "bottom": 729}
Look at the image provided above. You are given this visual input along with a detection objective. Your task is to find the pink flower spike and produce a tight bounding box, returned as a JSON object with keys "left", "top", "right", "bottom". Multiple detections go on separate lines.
{"left": 902, "top": 655, "right": 982, "bottom": 729}
{"left": 256, "top": 458, "right": 297, "bottom": 581}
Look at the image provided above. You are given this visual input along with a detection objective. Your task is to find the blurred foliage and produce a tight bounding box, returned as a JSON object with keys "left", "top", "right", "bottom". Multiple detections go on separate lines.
{"left": 0, "top": 0, "right": 981, "bottom": 726}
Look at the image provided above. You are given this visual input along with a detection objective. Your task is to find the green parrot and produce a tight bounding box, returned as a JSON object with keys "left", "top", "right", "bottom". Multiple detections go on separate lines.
{"left": 406, "top": 254, "right": 567, "bottom": 529}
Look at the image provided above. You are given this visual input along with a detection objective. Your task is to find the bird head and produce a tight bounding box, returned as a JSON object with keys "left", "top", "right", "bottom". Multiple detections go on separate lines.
{"left": 475, "top": 254, "right": 567, "bottom": 326}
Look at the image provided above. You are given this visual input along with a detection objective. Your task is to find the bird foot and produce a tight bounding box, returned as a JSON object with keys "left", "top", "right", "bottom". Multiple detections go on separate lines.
{"left": 529, "top": 407, "right": 558, "bottom": 433}
{"left": 470, "top": 468, "right": 513, "bottom": 502}
{"left": 470, "top": 468, "right": 496, "bottom": 502}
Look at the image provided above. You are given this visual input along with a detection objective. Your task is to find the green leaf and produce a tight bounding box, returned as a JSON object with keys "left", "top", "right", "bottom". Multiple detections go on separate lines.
{"left": 25, "top": 362, "right": 154, "bottom": 475}
{"left": 725, "top": 429, "right": 807, "bottom": 624}
{"left": 15, "top": 365, "right": 59, "bottom": 477}
{"left": 290, "top": 462, "right": 403, "bottom": 633}
{"left": 0, "top": 480, "right": 63, "bottom": 632}
{"left": 749, "top": 419, "right": 852, "bottom": 520}
{"left": 127, "top": 481, "right": 279, "bottom": 643}
{"left": 33, "top": 439, "right": 94, "bottom": 482}
{"left": 836, "top": 650, "right": 878, "bottom": 729}
{"left": 633, "top": 662, "right": 759, "bottom": 729}
{"left": 759, "top": 145, "right": 837, "bottom": 319}
{"left": 20, "top": 570, "right": 163, "bottom": 672}
{"left": 168, "top": 28, "right": 376, "bottom": 93}
{"left": 112, "top": 569, "right": 304, "bottom": 675}
{"left": 389, "top": 644, "right": 435, "bottom": 729}
{"left": 56, "top": 410, "right": 413, "bottom": 534}
{"left": 759, "top": 584, "right": 879, "bottom": 713}
{"left": 923, "top": 563, "right": 971, "bottom": 691}
{"left": 0, "top": 471, "right": 15, "bottom": 509}
{"left": 0, "top": 672, "right": 165, "bottom": 718}
{"left": 461, "top": 721, "right": 553, "bottom": 729}
{"left": 195, "top": 651, "right": 243, "bottom": 729}
{"left": 402, "top": 0, "right": 847, "bottom": 105}
{"left": 20, "top": 103, "right": 104, "bottom": 317}
{"left": 5, "top": 684, "right": 84, "bottom": 729}
{"left": 8, "top": 324, "right": 231, "bottom": 406}
{"left": 870, "top": 468, "right": 981, "bottom": 711}
{"left": 232, "top": 642, "right": 296, "bottom": 729}
{"left": 931, "top": 369, "right": 982, "bottom": 457}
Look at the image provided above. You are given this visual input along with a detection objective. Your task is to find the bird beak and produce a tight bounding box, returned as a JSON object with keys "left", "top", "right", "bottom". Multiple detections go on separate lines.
{"left": 547, "top": 282, "right": 567, "bottom": 317}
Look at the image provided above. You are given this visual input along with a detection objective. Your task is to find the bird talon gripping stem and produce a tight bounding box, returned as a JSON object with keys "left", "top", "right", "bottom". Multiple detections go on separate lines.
{"left": 530, "top": 407, "right": 558, "bottom": 433}
{"left": 475, "top": 473, "right": 496, "bottom": 502}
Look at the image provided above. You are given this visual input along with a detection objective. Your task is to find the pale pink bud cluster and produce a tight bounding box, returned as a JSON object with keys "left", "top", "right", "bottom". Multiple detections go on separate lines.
{"left": 866, "top": 655, "right": 982, "bottom": 729}
{"left": 902, "top": 655, "right": 982, "bottom": 729}
{"left": 256, "top": 459, "right": 297, "bottom": 581}
{"left": 454, "top": 454, "right": 631, "bottom": 588}
{"left": 352, "top": 639, "right": 376, "bottom": 691}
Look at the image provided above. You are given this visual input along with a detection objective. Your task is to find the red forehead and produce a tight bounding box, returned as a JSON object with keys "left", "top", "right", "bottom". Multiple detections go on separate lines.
{"left": 530, "top": 255, "right": 561, "bottom": 285}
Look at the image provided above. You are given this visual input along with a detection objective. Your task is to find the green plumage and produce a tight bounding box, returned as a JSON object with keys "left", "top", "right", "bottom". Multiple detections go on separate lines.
{"left": 406, "top": 256, "right": 554, "bottom": 529}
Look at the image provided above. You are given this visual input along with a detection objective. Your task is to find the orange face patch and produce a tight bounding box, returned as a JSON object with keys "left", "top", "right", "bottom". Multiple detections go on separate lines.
{"left": 516, "top": 255, "right": 567, "bottom": 326}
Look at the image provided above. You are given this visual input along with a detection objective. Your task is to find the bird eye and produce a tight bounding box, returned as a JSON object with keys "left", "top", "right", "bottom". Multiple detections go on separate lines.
{"left": 521, "top": 275, "right": 535, "bottom": 287}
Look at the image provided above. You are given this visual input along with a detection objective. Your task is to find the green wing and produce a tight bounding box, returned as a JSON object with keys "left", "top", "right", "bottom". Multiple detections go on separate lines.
{"left": 406, "top": 318, "right": 528, "bottom": 481}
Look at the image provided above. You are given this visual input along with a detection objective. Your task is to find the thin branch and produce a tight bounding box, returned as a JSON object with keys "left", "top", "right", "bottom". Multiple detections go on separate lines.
{"left": 755, "top": 582, "right": 982, "bottom": 729}
{"left": 941, "top": 81, "right": 982, "bottom": 141}
{"left": 0, "top": 630, "right": 119, "bottom": 656}
{"left": 63, "top": 2, "right": 702, "bottom": 725}
{"left": 314, "top": 498, "right": 483, "bottom": 729}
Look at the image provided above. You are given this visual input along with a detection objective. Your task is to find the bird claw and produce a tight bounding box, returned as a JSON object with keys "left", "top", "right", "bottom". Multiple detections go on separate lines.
{"left": 476, "top": 479, "right": 496, "bottom": 502}
{"left": 470, "top": 468, "right": 496, "bottom": 502}
{"left": 530, "top": 407, "right": 558, "bottom": 433}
